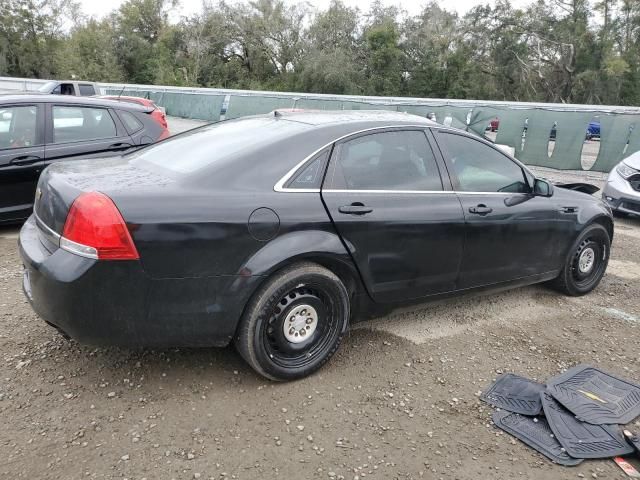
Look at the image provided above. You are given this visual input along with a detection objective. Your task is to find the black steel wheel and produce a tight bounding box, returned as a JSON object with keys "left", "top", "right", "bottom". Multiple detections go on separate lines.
{"left": 551, "top": 223, "right": 610, "bottom": 296}
{"left": 235, "top": 262, "right": 349, "bottom": 381}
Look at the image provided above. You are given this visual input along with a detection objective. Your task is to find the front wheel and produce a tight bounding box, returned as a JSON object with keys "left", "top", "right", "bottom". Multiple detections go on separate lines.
{"left": 235, "top": 262, "right": 350, "bottom": 381}
{"left": 550, "top": 223, "right": 611, "bottom": 296}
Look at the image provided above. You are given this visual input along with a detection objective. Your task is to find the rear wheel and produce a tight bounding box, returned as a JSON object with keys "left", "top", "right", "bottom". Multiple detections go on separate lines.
{"left": 551, "top": 224, "right": 610, "bottom": 296}
{"left": 235, "top": 262, "right": 350, "bottom": 381}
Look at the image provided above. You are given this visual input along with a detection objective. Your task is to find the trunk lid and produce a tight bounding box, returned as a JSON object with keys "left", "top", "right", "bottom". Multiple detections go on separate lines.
{"left": 34, "top": 156, "right": 174, "bottom": 238}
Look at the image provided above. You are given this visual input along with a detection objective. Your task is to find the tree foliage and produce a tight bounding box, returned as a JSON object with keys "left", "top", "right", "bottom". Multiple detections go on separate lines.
{"left": 1, "top": 0, "right": 640, "bottom": 105}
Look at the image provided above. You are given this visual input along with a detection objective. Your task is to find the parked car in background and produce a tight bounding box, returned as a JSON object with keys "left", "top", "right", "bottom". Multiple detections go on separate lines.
{"left": 603, "top": 153, "right": 640, "bottom": 216}
{"left": 36, "top": 80, "right": 99, "bottom": 96}
{"left": 0, "top": 94, "right": 168, "bottom": 224}
{"left": 100, "top": 96, "right": 169, "bottom": 138}
{"left": 19, "top": 110, "right": 613, "bottom": 381}
{"left": 586, "top": 120, "right": 601, "bottom": 140}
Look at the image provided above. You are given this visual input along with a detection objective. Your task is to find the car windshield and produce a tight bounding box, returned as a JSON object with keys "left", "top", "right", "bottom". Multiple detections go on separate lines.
{"left": 130, "top": 116, "right": 311, "bottom": 174}
{"left": 37, "top": 81, "right": 58, "bottom": 93}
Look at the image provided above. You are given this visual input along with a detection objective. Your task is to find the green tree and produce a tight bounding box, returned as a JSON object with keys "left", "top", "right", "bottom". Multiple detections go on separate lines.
{"left": 0, "top": 0, "right": 77, "bottom": 78}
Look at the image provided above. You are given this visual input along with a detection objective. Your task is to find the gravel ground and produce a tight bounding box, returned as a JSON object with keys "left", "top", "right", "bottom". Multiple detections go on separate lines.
{"left": 0, "top": 118, "right": 639, "bottom": 479}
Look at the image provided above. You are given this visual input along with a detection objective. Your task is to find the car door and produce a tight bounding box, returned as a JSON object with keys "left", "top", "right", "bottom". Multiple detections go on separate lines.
{"left": 44, "top": 104, "right": 133, "bottom": 166}
{"left": 321, "top": 128, "right": 466, "bottom": 303}
{"left": 0, "top": 103, "right": 45, "bottom": 222}
{"left": 433, "top": 129, "right": 564, "bottom": 289}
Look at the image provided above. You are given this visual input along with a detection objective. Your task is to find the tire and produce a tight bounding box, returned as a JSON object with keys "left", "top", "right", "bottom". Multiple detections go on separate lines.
{"left": 551, "top": 223, "right": 611, "bottom": 296}
{"left": 234, "top": 262, "right": 350, "bottom": 381}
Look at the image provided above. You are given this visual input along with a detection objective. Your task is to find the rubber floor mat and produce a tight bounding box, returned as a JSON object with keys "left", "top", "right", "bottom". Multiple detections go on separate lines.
{"left": 492, "top": 410, "right": 583, "bottom": 466}
{"left": 481, "top": 373, "right": 545, "bottom": 415}
{"left": 547, "top": 365, "right": 640, "bottom": 425}
{"left": 540, "top": 392, "right": 634, "bottom": 459}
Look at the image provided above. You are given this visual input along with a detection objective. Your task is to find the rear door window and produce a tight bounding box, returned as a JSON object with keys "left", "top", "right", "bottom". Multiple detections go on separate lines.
{"left": 52, "top": 106, "right": 117, "bottom": 144}
{"left": 326, "top": 130, "right": 443, "bottom": 191}
{"left": 0, "top": 105, "right": 39, "bottom": 149}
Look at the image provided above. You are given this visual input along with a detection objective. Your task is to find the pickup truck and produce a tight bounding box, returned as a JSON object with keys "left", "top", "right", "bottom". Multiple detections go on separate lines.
{"left": 35, "top": 80, "right": 100, "bottom": 96}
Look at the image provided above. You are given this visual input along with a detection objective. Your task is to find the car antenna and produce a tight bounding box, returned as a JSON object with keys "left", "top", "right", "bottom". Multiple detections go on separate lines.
{"left": 117, "top": 85, "right": 125, "bottom": 101}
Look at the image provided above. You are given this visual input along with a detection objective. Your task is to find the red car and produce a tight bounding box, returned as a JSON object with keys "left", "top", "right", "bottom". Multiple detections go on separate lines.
{"left": 100, "top": 96, "right": 169, "bottom": 139}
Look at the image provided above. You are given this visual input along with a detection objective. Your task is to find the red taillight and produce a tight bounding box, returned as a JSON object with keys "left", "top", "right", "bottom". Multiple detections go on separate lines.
{"left": 151, "top": 109, "right": 168, "bottom": 129}
{"left": 61, "top": 192, "right": 139, "bottom": 260}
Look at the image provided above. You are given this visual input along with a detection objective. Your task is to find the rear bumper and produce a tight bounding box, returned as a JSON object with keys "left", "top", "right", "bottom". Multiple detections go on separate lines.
{"left": 19, "top": 216, "right": 259, "bottom": 347}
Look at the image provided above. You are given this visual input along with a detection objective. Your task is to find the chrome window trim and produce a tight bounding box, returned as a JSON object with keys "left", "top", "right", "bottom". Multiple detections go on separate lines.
{"left": 322, "top": 189, "right": 453, "bottom": 194}
{"left": 453, "top": 191, "right": 526, "bottom": 196}
{"left": 273, "top": 124, "right": 430, "bottom": 192}
{"left": 274, "top": 124, "right": 532, "bottom": 196}
{"left": 322, "top": 190, "right": 521, "bottom": 195}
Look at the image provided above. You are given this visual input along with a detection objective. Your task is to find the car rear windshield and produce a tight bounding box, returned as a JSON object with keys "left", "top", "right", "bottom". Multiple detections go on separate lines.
{"left": 130, "top": 117, "right": 310, "bottom": 174}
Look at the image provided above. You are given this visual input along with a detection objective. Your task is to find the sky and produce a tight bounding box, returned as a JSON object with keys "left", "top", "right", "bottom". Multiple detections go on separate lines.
{"left": 78, "top": 0, "right": 532, "bottom": 19}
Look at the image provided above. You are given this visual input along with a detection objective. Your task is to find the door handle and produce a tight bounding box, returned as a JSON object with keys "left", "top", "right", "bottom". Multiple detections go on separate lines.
{"left": 469, "top": 204, "right": 493, "bottom": 215}
{"left": 9, "top": 155, "right": 41, "bottom": 166}
{"left": 108, "top": 142, "right": 132, "bottom": 149}
{"left": 338, "top": 203, "right": 373, "bottom": 215}
{"left": 560, "top": 206, "right": 578, "bottom": 214}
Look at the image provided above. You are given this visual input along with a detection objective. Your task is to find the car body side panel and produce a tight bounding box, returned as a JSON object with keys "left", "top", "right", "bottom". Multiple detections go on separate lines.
{"left": 114, "top": 189, "right": 353, "bottom": 279}
{"left": 454, "top": 192, "right": 566, "bottom": 287}
{"left": 547, "top": 187, "right": 613, "bottom": 245}
{"left": 19, "top": 215, "right": 258, "bottom": 347}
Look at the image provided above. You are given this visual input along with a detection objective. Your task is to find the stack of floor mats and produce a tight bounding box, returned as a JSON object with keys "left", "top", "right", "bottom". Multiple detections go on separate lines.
{"left": 481, "top": 365, "right": 640, "bottom": 466}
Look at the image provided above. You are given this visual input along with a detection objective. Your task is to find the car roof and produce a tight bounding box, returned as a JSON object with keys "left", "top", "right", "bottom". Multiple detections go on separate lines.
{"left": 0, "top": 93, "right": 150, "bottom": 112}
{"left": 272, "top": 109, "right": 435, "bottom": 127}
{"left": 43, "top": 80, "right": 96, "bottom": 84}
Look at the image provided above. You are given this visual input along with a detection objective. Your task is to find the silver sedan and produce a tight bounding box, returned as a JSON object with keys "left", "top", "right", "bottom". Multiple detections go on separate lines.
{"left": 603, "top": 152, "right": 640, "bottom": 216}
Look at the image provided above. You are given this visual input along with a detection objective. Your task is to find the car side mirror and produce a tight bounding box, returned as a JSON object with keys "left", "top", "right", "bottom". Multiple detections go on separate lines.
{"left": 533, "top": 178, "right": 554, "bottom": 197}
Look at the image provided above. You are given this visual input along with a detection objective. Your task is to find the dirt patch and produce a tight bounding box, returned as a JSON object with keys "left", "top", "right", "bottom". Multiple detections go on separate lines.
{"left": 1, "top": 217, "right": 639, "bottom": 479}
{"left": 607, "top": 259, "right": 640, "bottom": 280}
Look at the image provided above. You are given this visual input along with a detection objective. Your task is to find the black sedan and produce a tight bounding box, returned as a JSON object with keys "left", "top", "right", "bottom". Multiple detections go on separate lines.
{"left": 0, "top": 94, "right": 169, "bottom": 224}
{"left": 19, "top": 111, "right": 613, "bottom": 380}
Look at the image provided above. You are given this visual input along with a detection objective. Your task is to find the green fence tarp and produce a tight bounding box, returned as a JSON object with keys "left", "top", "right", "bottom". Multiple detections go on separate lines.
{"left": 518, "top": 110, "right": 595, "bottom": 170}
{"left": 225, "top": 95, "right": 296, "bottom": 119}
{"left": 592, "top": 114, "right": 639, "bottom": 172}
{"left": 103, "top": 86, "right": 640, "bottom": 172}
{"left": 293, "top": 98, "right": 343, "bottom": 110}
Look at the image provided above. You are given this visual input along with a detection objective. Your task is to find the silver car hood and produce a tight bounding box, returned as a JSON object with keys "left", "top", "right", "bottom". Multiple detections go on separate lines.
{"left": 623, "top": 151, "right": 640, "bottom": 170}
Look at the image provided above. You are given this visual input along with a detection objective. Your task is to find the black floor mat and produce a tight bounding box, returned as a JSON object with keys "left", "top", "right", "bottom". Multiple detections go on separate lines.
{"left": 492, "top": 410, "right": 583, "bottom": 466}
{"left": 540, "top": 392, "right": 634, "bottom": 459}
{"left": 481, "top": 373, "right": 545, "bottom": 415}
{"left": 547, "top": 365, "right": 640, "bottom": 425}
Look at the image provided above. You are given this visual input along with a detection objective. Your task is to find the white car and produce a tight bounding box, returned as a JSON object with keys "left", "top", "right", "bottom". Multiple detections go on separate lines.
{"left": 603, "top": 152, "right": 640, "bottom": 216}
